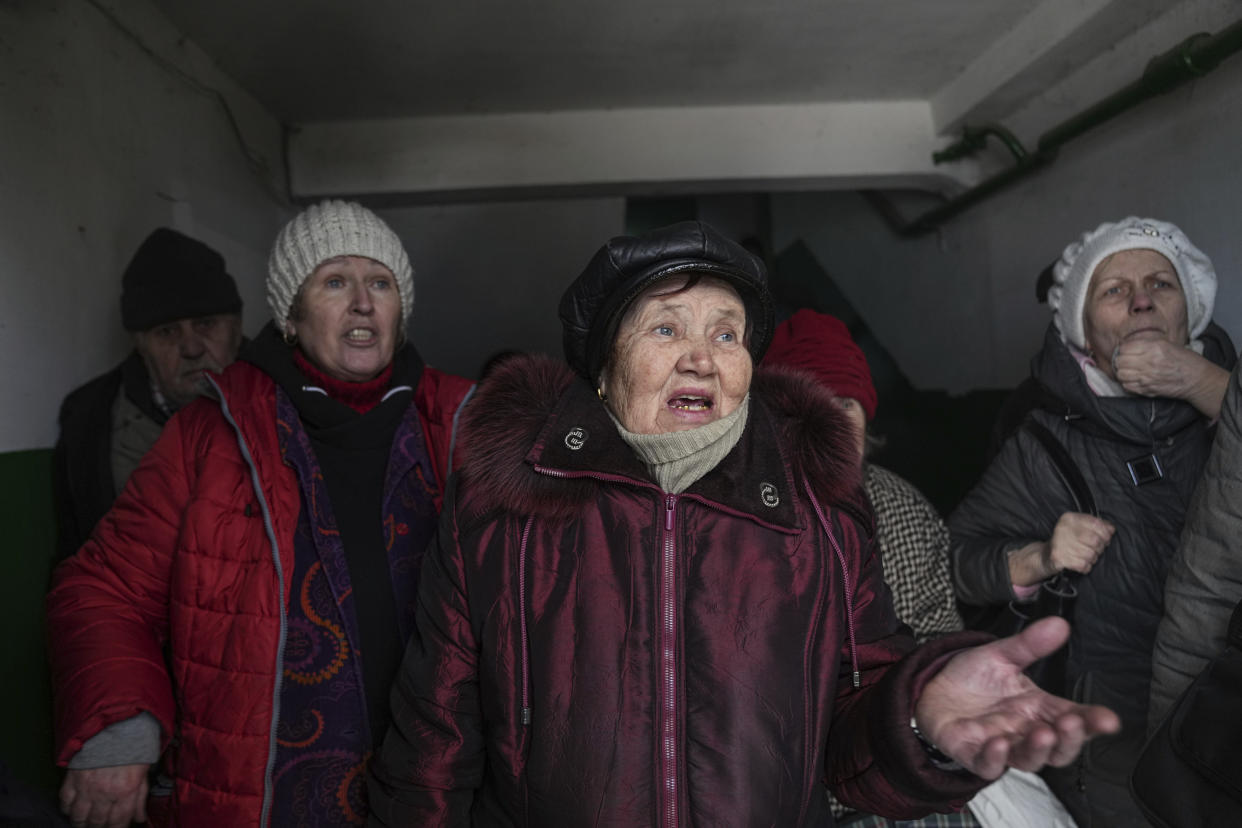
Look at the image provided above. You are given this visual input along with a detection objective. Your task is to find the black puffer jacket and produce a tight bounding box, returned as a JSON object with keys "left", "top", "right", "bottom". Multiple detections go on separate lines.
{"left": 949, "top": 322, "right": 1234, "bottom": 797}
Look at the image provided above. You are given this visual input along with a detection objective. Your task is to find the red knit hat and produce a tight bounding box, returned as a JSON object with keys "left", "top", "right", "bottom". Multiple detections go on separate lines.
{"left": 762, "top": 309, "right": 878, "bottom": 420}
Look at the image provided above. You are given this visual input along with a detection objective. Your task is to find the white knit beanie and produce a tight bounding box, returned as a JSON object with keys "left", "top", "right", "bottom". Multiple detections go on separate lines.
{"left": 1048, "top": 216, "right": 1216, "bottom": 350}
{"left": 267, "top": 200, "right": 414, "bottom": 330}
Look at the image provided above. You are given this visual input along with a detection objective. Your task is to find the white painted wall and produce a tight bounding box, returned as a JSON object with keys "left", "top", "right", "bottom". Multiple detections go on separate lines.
{"left": 291, "top": 101, "right": 972, "bottom": 201}
{"left": 379, "top": 198, "right": 625, "bottom": 379}
{"left": 0, "top": 0, "right": 289, "bottom": 452}
{"left": 0, "top": 1, "right": 625, "bottom": 452}
{"left": 772, "top": 37, "right": 1242, "bottom": 393}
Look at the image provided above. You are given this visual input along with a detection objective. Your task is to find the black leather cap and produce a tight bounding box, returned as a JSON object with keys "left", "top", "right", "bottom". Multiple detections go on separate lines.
{"left": 559, "top": 221, "right": 774, "bottom": 380}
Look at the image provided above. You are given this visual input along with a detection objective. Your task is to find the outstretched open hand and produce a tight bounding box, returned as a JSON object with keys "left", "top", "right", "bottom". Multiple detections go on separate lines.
{"left": 914, "top": 617, "right": 1120, "bottom": 780}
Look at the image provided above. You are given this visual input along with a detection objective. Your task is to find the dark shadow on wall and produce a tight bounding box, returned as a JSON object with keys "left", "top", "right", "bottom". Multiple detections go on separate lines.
{"left": 770, "top": 240, "right": 1013, "bottom": 516}
{"left": 625, "top": 197, "right": 699, "bottom": 235}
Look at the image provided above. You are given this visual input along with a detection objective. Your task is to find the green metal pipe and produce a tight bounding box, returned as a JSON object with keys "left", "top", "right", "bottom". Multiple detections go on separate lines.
{"left": 1043, "top": 19, "right": 1242, "bottom": 150}
{"left": 900, "top": 152, "right": 1056, "bottom": 236}
{"left": 893, "top": 19, "right": 1242, "bottom": 236}
{"left": 933, "top": 124, "right": 1030, "bottom": 165}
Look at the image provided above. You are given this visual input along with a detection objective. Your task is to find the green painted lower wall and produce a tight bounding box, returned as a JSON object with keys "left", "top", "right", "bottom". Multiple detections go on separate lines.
{"left": 0, "top": 448, "right": 60, "bottom": 799}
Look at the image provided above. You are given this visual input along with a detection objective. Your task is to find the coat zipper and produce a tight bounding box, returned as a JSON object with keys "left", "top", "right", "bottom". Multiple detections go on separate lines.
{"left": 802, "top": 479, "right": 860, "bottom": 688}
{"left": 660, "top": 494, "right": 680, "bottom": 828}
{"left": 205, "top": 376, "right": 288, "bottom": 828}
{"left": 519, "top": 516, "right": 534, "bottom": 726}
{"left": 535, "top": 465, "right": 684, "bottom": 825}
{"left": 533, "top": 465, "right": 812, "bottom": 826}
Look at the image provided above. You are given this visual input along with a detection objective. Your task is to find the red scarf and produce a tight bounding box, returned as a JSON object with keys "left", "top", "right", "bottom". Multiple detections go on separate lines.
{"left": 293, "top": 349, "right": 394, "bottom": 414}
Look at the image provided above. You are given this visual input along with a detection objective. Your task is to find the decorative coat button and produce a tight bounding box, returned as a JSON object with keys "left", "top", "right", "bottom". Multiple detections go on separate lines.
{"left": 564, "top": 427, "right": 588, "bottom": 451}
{"left": 760, "top": 482, "right": 780, "bottom": 508}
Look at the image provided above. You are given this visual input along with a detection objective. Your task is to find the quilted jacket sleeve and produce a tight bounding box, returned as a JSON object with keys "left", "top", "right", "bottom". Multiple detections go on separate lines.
{"left": 1149, "top": 364, "right": 1242, "bottom": 730}
{"left": 948, "top": 426, "right": 1074, "bottom": 606}
{"left": 415, "top": 367, "right": 475, "bottom": 497}
{"left": 821, "top": 504, "right": 989, "bottom": 817}
{"left": 46, "top": 411, "right": 195, "bottom": 765}
{"left": 368, "top": 479, "right": 483, "bottom": 827}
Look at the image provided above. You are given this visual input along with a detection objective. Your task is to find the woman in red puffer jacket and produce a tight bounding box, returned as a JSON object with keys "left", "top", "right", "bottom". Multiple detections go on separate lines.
{"left": 48, "top": 201, "right": 472, "bottom": 828}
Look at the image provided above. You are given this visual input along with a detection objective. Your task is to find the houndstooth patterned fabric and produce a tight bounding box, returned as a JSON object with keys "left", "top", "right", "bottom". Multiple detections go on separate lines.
{"left": 830, "top": 465, "right": 970, "bottom": 823}
{"left": 865, "top": 464, "right": 964, "bottom": 643}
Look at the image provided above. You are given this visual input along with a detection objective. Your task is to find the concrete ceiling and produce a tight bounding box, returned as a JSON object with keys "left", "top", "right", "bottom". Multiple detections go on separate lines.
{"left": 152, "top": 0, "right": 1049, "bottom": 121}
{"left": 147, "top": 0, "right": 1229, "bottom": 201}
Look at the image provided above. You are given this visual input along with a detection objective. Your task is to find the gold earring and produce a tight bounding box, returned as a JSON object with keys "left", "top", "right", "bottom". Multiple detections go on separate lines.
{"left": 597, "top": 387, "right": 608, "bottom": 403}
{"left": 282, "top": 327, "right": 297, "bottom": 346}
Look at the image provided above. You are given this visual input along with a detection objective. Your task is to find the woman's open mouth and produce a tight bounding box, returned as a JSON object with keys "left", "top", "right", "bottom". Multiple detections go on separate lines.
{"left": 669, "top": 395, "right": 712, "bottom": 412}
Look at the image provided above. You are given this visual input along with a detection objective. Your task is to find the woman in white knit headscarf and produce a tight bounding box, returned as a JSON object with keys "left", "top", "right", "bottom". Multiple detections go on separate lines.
{"left": 951, "top": 217, "right": 1237, "bottom": 827}
{"left": 1046, "top": 216, "right": 1229, "bottom": 413}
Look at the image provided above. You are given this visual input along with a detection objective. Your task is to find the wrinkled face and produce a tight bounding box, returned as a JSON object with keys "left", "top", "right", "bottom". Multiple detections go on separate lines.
{"left": 602, "top": 275, "right": 752, "bottom": 434}
{"left": 289, "top": 255, "right": 402, "bottom": 382}
{"left": 134, "top": 313, "right": 243, "bottom": 408}
{"left": 1083, "top": 248, "right": 1188, "bottom": 378}
{"left": 831, "top": 396, "right": 867, "bottom": 463}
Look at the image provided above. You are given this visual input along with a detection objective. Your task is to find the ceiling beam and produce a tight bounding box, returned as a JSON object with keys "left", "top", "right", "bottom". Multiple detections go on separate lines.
{"left": 932, "top": 0, "right": 1174, "bottom": 136}
{"left": 289, "top": 101, "right": 978, "bottom": 202}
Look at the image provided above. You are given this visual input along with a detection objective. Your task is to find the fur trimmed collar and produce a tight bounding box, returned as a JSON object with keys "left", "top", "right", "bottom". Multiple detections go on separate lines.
{"left": 455, "top": 354, "right": 865, "bottom": 526}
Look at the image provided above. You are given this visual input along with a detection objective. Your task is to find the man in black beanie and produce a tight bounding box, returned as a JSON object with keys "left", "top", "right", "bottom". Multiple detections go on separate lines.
{"left": 53, "top": 228, "right": 244, "bottom": 559}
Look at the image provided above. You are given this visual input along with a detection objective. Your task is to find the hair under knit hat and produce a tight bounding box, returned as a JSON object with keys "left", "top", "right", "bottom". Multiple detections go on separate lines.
{"left": 120, "top": 228, "right": 241, "bottom": 332}
{"left": 267, "top": 200, "right": 414, "bottom": 331}
{"left": 763, "top": 309, "right": 878, "bottom": 420}
{"left": 1048, "top": 217, "right": 1216, "bottom": 351}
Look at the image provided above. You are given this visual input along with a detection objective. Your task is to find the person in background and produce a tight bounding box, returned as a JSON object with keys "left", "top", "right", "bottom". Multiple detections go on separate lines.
{"left": 47, "top": 200, "right": 473, "bottom": 827}
{"left": 368, "top": 221, "right": 1118, "bottom": 827}
{"left": 764, "top": 309, "right": 962, "bottom": 645}
{"left": 53, "top": 227, "right": 244, "bottom": 559}
{"left": 949, "top": 217, "right": 1235, "bottom": 826}
{"left": 766, "top": 309, "right": 1074, "bottom": 828}
{"left": 1149, "top": 358, "right": 1242, "bottom": 728}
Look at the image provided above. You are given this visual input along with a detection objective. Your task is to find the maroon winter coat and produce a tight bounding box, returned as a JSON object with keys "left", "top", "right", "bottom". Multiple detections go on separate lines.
{"left": 369, "top": 356, "right": 986, "bottom": 827}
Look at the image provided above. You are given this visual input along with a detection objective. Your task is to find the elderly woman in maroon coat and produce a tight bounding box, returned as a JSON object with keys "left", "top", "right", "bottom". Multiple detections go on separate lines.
{"left": 368, "top": 222, "right": 1118, "bottom": 827}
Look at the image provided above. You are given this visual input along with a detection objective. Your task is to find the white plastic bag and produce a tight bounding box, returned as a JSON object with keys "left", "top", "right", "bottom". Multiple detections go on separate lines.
{"left": 967, "top": 769, "right": 1076, "bottom": 828}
